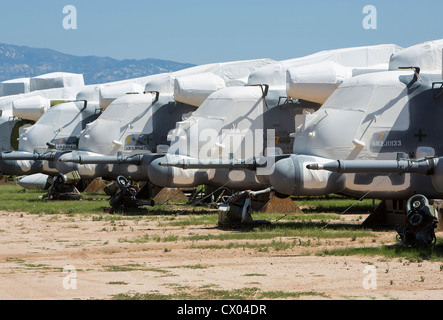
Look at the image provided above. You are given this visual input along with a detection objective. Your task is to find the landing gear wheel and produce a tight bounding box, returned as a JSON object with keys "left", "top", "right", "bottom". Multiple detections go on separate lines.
{"left": 397, "top": 194, "right": 439, "bottom": 247}
{"left": 117, "top": 176, "right": 130, "bottom": 189}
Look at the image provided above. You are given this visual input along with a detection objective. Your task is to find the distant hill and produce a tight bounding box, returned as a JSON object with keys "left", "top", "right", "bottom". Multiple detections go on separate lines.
{"left": 0, "top": 43, "right": 196, "bottom": 84}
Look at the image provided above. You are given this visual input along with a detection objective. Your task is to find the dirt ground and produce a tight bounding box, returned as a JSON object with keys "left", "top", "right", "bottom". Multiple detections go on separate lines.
{"left": 0, "top": 210, "right": 443, "bottom": 301}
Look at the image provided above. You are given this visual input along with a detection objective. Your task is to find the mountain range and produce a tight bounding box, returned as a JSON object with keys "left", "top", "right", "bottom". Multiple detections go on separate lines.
{"left": 0, "top": 43, "right": 196, "bottom": 84}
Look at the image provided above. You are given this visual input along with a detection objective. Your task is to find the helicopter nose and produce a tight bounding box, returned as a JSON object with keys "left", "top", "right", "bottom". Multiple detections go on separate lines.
{"left": 148, "top": 156, "right": 173, "bottom": 187}
{"left": 269, "top": 157, "right": 297, "bottom": 196}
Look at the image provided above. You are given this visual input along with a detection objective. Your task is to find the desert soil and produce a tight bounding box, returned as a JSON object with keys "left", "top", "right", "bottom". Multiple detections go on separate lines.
{"left": 0, "top": 210, "right": 442, "bottom": 301}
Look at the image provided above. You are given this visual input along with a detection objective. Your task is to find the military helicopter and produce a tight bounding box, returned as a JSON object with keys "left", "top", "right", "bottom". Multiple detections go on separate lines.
{"left": 145, "top": 44, "right": 402, "bottom": 194}
{"left": 0, "top": 74, "right": 168, "bottom": 192}
{"left": 18, "top": 59, "right": 273, "bottom": 206}
{"left": 0, "top": 72, "right": 89, "bottom": 153}
{"left": 56, "top": 46, "right": 400, "bottom": 210}
{"left": 0, "top": 98, "right": 102, "bottom": 195}
{"left": 263, "top": 39, "right": 443, "bottom": 246}
{"left": 149, "top": 40, "right": 443, "bottom": 246}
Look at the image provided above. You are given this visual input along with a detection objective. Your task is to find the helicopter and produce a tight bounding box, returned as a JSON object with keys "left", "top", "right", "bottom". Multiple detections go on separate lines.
{"left": 149, "top": 40, "right": 443, "bottom": 246}
{"left": 0, "top": 73, "right": 173, "bottom": 191}
{"left": 15, "top": 59, "right": 274, "bottom": 206}
{"left": 0, "top": 72, "right": 91, "bottom": 153}
{"left": 264, "top": 39, "right": 443, "bottom": 246}
{"left": 55, "top": 45, "right": 401, "bottom": 210}
{"left": 145, "top": 44, "right": 403, "bottom": 195}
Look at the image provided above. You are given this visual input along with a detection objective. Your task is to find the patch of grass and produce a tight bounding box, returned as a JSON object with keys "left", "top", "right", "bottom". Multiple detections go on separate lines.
{"left": 162, "top": 212, "right": 341, "bottom": 227}
{"left": 118, "top": 234, "right": 180, "bottom": 243}
{"left": 259, "top": 290, "right": 329, "bottom": 299}
{"left": 103, "top": 264, "right": 144, "bottom": 272}
{"left": 0, "top": 185, "right": 109, "bottom": 215}
{"left": 5, "top": 257, "right": 25, "bottom": 263}
{"left": 112, "top": 287, "right": 329, "bottom": 300}
{"left": 293, "top": 194, "right": 380, "bottom": 214}
{"left": 161, "top": 214, "right": 219, "bottom": 227}
{"left": 316, "top": 238, "right": 443, "bottom": 262}
{"left": 103, "top": 264, "right": 171, "bottom": 273}
{"left": 170, "top": 264, "right": 210, "bottom": 269}
{"left": 107, "top": 281, "right": 129, "bottom": 285}
{"left": 138, "top": 204, "right": 217, "bottom": 217}
{"left": 190, "top": 240, "right": 298, "bottom": 251}
{"left": 185, "top": 223, "right": 373, "bottom": 241}
{"left": 119, "top": 220, "right": 374, "bottom": 249}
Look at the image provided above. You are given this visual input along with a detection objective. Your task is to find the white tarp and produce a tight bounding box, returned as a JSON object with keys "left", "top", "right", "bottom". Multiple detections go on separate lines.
{"left": 293, "top": 70, "right": 412, "bottom": 160}
{"left": 18, "top": 101, "right": 86, "bottom": 153}
{"left": 286, "top": 61, "right": 352, "bottom": 104}
{"left": 79, "top": 93, "right": 156, "bottom": 155}
{"left": 0, "top": 73, "right": 158, "bottom": 122}
{"left": 144, "top": 73, "right": 176, "bottom": 95}
{"left": 98, "top": 82, "right": 145, "bottom": 109}
{"left": 30, "top": 72, "right": 85, "bottom": 91}
{"left": 12, "top": 95, "right": 51, "bottom": 122}
{"left": 144, "top": 59, "right": 275, "bottom": 105}
{"left": 174, "top": 72, "right": 226, "bottom": 107}
{"left": 76, "top": 86, "right": 101, "bottom": 102}
{"left": 0, "top": 72, "right": 168, "bottom": 152}
{"left": 247, "top": 44, "right": 403, "bottom": 102}
{"left": 0, "top": 78, "right": 30, "bottom": 96}
{"left": 170, "top": 86, "right": 266, "bottom": 160}
{"left": 0, "top": 86, "right": 88, "bottom": 120}
{"left": 389, "top": 39, "right": 443, "bottom": 73}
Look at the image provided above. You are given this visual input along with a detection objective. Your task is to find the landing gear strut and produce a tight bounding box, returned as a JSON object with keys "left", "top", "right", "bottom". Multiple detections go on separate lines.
{"left": 396, "top": 194, "right": 438, "bottom": 247}
{"left": 43, "top": 172, "right": 82, "bottom": 201}
{"left": 108, "top": 176, "right": 154, "bottom": 211}
{"left": 218, "top": 189, "right": 271, "bottom": 228}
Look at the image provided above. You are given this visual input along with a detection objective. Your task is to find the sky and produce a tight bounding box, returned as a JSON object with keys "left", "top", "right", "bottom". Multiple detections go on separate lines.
{"left": 0, "top": 0, "right": 442, "bottom": 65}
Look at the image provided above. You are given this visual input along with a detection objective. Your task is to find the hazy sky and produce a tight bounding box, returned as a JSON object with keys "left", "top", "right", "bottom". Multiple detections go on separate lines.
{"left": 0, "top": 0, "right": 441, "bottom": 65}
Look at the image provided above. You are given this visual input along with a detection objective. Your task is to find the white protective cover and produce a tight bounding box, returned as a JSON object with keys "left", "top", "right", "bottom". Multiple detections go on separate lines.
{"left": 285, "top": 44, "right": 404, "bottom": 104}
{"left": 286, "top": 61, "right": 352, "bottom": 104}
{"left": 30, "top": 72, "right": 85, "bottom": 91}
{"left": 389, "top": 39, "right": 443, "bottom": 73}
{"left": 0, "top": 78, "right": 30, "bottom": 96}
{"left": 0, "top": 73, "right": 159, "bottom": 122}
{"left": 247, "top": 44, "right": 402, "bottom": 103}
{"left": 170, "top": 86, "right": 266, "bottom": 160}
{"left": 79, "top": 93, "right": 157, "bottom": 155}
{"left": 76, "top": 85, "right": 101, "bottom": 102}
{"left": 174, "top": 72, "right": 226, "bottom": 107}
{"left": 293, "top": 70, "right": 412, "bottom": 160}
{"left": 12, "top": 95, "right": 51, "bottom": 121}
{"left": 98, "top": 82, "right": 145, "bottom": 109}
{"left": 145, "top": 59, "right": 275, "bottom": 106}
{"left": 0, "top": 86, "right": 88, "bottom": 121}
{"left": 18, "top": 101, "right": 85, "bottom": 152}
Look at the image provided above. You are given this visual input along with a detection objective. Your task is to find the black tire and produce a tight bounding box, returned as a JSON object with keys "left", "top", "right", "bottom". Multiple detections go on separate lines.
{"left": 409, "top": 212, "right": 424, "bottom": 227}
{"left": 117, "top": 176, "right": 129, "bottom": 189}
